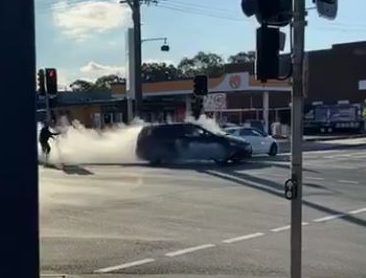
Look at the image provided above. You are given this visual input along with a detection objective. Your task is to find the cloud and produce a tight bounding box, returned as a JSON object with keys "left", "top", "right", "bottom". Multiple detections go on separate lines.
{"left": 80, "top": 61, "right": 125, "bottom": 80}
{"left": 53, "top": 0, "right": 131, "bottom": 41}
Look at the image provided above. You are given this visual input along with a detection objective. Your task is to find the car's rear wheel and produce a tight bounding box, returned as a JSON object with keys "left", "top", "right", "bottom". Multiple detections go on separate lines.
{"left": 268, "top": 143, "right": 278, "bottom": 156}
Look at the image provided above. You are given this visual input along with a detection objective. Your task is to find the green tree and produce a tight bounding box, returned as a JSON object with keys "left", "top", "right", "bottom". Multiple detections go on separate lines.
{"left": 177, "top": 51, "right": 224, "bottom": 78}
{"left": 94, "top": 74, "right": 125, "bottom": 91}
{"left": 141, "top": 62, "right": 183, "bottom": 82}
{"left": 70, "top": 79, "right": 94, "bottom": 92}
{"left": 228, "top": 51, "right": 256, "bottom": 64}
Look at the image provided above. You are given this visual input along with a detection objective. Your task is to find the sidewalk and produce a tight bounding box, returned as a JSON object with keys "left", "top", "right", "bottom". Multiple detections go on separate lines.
{"left": 278, "top": 136, "right": 366, "bottom": 153}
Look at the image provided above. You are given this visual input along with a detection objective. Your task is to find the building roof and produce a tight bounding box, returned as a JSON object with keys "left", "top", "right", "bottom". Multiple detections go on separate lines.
{"left": 112, "top": 71, "right": 290, "bottom": 97}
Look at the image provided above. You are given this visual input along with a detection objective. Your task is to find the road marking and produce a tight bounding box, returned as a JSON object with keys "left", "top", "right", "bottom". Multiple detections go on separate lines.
{"left": 349, "top": 207, "right": 366, "bottom": 214}
{"left": 325, "top": 154, "right": 351, "bottom": 159}
{"left": 165, "top": 244, "right": 215, "bottom": 257}
{"left": 313, "top": 214, "right": 345, "bottom": 223}
{"left": 302, "top": 222, "right": 310, "bottom": 226}
{"left": 338, "top": 180, "right": 359, "bottom": 185}
{"left": 41, "top": 275, "right": 67, "bottom": 278}
{"left": 207, "top": 170, "right": 283, "bottom": 195}
{"left": 270, "top": 225, "right": 290, "bottom": 232}
{"left": 222, "top": 232, "right": 264, "bottom": 244}
{"left": 94, "top": 258, "right": 155, "bottom": 273}
{"left": 307, "top": 177, "right": 324, "bottom": 181}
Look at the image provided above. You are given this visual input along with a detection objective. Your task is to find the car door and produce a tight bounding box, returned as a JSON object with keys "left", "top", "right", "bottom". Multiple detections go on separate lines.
{"left": 183, "top": 125, "right": 226, "bottom": 161}
{"left": 250, "top": 129, "right": 270, "bottom": 154}
{"left": 240, "top": 128, "right": 264, "bottom": 154}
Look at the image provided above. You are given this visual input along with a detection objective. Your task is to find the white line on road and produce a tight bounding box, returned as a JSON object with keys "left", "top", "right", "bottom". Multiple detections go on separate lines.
{"left": 302, "top": 222, "right": 310, "bottom": 226}
{"left": 325, "top": 154, "right": 352, "bottom": 159}
{"left": 94, "top": 258, "right": 155, "bottom": 273}
{"left": 270, "top": 225, "right": 290, "bottom": 232}
{"left": 313, "top": 214, "right": 345, "bottom": 223}
{"left": 165, "top": 244, "right": 216, "bottom": 257}
{"left": 222, "top": 232, "right": 264, "bottom": 244}
{"left": 349, "top": 207, "right": 366, "bottom": 214}
{"left": 338, "top": 180, "right": 359, "bottom": 185}
{"left": 306, "top": 177, "right": 324, "bottom": 181}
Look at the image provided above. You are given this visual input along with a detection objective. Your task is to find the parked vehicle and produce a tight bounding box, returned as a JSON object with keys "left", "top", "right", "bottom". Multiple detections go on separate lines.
{"left": 304, "top": 104, "right": 364, "bottom": 134}
{"left": 136, "top": 123, "right": 252, "bottom": 165}
{"left": 225, "top": 127, "right": 279, "bottom": 156}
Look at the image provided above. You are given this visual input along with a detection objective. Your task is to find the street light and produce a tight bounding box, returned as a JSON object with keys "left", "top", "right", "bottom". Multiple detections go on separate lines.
{"left": 142, "top": 37, "right": 170, "bottom": 52}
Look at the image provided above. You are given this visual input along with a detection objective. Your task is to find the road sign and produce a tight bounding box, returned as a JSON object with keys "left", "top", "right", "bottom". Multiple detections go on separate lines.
{"left": 316, "top": 0, "right": 337, "bottom": 20}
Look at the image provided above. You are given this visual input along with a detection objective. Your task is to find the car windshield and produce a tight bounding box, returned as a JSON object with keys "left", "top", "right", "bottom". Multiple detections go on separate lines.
{"left": 22, "top": 1, "right": 366, "bottom": 278}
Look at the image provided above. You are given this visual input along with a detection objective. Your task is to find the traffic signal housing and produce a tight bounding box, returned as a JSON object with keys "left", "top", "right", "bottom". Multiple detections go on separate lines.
{"left": 256, "top": 26, "right": 280, "bottom": 82}
{"left": 45, "top": 68, "right": 58, "bottom": 95}
{"left": 241, "top": 0, "right": 292, "bottom": 27}
{"left": 193, "top": 75, "right": 208, "bottom": 96}
{"left": 37, "top": 69, "right": 46, "bottom": 95}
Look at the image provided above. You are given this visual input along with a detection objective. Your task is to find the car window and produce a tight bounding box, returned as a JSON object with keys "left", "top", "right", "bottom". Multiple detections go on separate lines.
{"left": 240, "top": 128, "right": 262, "bottom": 137}
{"left": 184, "top": 125, "right": 206, "bottom": 137}
{"left": 251, "top": 129, "right": 264, "bottom": 137}
{"left": 153, "top": 126, "right": 182, "bottom": 138}
{"left": 225, "top": 128, "right": 237, "bottom": 135}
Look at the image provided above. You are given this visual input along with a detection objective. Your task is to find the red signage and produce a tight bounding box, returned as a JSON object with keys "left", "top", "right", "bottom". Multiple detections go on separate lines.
{"left": 229, "top": 75, "right": 241, "bottom": 89}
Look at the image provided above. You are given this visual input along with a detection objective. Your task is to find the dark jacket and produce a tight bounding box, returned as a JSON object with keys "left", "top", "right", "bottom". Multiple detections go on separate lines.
{"left": 39, "top": 127, "right": 57, "bottom": 144}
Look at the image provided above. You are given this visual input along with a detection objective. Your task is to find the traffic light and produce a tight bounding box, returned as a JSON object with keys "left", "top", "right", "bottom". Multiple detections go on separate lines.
{"left": 192, "top": 95, "right": 204, "bottom": 120}
{"left": 45, "top": 68, "right": 58, "bottom": 95}
{"left": 241, "top": 0, "right": 292, "bottom": 27}
{"left": 193, "top": 75, "right": 208, "bottom": 96}
{"left": 315, "top": 0, "right": 338, "bottom": 20}
{"left": 37, "top": 69, "right": 46, "bottom": 95}
{"left": 256, "top": 26, "right": 280, "bottom": 82}
{"left": 161, "top": 44, "right": 170, "bottom": 52}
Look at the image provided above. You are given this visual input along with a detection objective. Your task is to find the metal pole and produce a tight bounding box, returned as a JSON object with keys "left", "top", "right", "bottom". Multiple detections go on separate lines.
{"left": 0, "top": 0, "right": 39, "bottom": 277}
{"left": 132, "top": 0, "right": 143, "bottom": 118}
{"left": 263, "top": 91, "right": 269, "bottom": 133}
{"left": 45, "top": 92, "right": 51, "bottom": 123}
{"left": 291, "top": 0, "right": 305, "bottom": 277}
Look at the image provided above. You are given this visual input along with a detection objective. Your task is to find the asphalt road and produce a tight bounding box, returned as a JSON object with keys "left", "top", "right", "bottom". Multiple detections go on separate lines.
{"left": 40, "top": 144, "right": 366, "bottom": 278}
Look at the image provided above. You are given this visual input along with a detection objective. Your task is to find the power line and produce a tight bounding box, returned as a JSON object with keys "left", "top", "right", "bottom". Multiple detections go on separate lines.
{"left": 165, "top": 0, "right": 236, "bottom": 14}
{"left": 156, "top": 3, "right": 246, "bottom": 22}
{"left": 159, "top": 0, "right": 242, "bottom": 19}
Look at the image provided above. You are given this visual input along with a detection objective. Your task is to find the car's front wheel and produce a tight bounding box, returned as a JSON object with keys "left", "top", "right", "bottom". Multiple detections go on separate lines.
{"left": 268, "top": 143, "right": 278, "bottom": 156}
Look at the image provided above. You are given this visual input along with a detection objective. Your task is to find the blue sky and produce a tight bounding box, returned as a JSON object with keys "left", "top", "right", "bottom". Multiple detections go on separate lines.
{"left": 35, "top": 0, "right": 366, "bottom": 87}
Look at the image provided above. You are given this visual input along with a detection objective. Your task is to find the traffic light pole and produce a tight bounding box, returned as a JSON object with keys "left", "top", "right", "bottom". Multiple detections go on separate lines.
{"left": 0, "top": 0, "right": 39, "bottom": 277}
{"left": 291, "top": 0, "right": 305, "bottom": 277}
{"left": 45, "top": 91, "right": 51, "bottom": 123}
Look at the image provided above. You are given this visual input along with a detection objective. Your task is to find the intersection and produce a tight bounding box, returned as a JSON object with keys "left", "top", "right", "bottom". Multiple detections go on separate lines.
{"left": 40, "top": 144, "right": 366, "bottom": 277}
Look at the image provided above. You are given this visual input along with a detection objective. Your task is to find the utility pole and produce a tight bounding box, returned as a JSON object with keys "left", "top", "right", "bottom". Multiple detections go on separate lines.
{"left": 290, "top": 0, "right": 306, "bottom": 277}
{"left": 121, "top": 0, "right": 143, "bottom": 118}
{"left": 0, "top": 0, "right": 39, "bottom": 277}
{"left": 122, "top": 0, "right": 159, "bottom": 119}
{"left": 132, "top": 0, "right": 143, "bottom": 118}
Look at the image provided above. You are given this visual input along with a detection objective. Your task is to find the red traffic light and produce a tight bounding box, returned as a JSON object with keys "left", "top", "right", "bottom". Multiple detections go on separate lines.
{"left": 45, "top": 68, "right": 58, "bottom": 95}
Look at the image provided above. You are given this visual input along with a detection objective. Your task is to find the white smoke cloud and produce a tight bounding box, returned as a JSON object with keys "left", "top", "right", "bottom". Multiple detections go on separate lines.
{"left": 53, "top": 0, "right": 131, "bottom": 41}
{"left": 39, "top": 119, "right": 143, "bottom": 165}
{"left": 38, "top": 115, "right": 224, "bottom": 166}
{"left": 80, "top": 61, "right": 125, "bottom": 81}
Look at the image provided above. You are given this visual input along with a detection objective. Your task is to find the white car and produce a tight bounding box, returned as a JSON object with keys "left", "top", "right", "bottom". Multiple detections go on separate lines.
{"left": 225, "top": 127, "right": 279, "bottom": 156}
